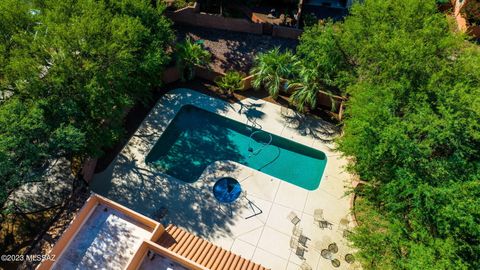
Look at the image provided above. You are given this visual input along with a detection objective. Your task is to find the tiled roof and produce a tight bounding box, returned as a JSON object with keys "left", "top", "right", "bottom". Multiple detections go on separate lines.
{"left": 157, "top": 224, "right": 269, "bottom": 270}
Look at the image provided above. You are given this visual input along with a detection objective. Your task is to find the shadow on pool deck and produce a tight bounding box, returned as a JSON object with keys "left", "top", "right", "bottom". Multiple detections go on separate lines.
{"left": 94, "top": 153, "right": 246, "bottom": 240}
{"left": 91, "top": 90, "right": 264, "bottom": 240}
{"left": 282, "top": 110, "right": 341, "bottom": 143}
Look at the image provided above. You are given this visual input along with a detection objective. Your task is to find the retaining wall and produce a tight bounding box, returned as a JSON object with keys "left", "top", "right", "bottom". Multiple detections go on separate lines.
{"left": 166, "top": 3, "right": 303, "bottom": 39}
{"left": 166, "top": 5, "right": 263, "bottom": 35}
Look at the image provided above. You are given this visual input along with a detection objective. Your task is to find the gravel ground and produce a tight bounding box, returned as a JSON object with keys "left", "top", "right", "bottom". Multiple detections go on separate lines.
{"left": 174, "top": 25, "right": 298, "bottom": 74}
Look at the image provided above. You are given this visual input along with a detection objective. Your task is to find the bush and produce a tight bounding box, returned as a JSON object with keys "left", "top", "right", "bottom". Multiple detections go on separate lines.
{"left": 215, "top": 71, "right": 244, "bottom": 97}
{"left": 175, "top": 37, "right": 211, "bottom": 81}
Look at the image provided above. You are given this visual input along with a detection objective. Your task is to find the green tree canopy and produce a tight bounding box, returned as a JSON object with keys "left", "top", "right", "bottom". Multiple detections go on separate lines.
{"left": 297, "top": 0, "right": 480, "bottom": 268}
{"left": 0, "top": 0, "right": 173, "bottom": 208}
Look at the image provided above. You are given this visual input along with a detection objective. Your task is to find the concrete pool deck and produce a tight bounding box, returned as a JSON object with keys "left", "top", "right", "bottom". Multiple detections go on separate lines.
{"left": 91, "top": 88, "right": 360, "bottom": 270}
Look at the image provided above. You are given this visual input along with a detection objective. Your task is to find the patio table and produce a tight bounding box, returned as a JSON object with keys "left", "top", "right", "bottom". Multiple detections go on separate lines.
{"left": 213, "top": 177, "right": 242, "bottom": 203}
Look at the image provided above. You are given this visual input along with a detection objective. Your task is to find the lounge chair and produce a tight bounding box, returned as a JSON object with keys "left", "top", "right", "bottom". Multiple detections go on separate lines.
{"left": 290, "top": 237, "right": 307, "bottom": 260}
{"left": 287, "top": 211, "right": 301, "bottom": 225}
{"left": 292, "top": 226, "right": 309, "bottom": 247}
{"left": 314, "top": 208, "right": 331, "bottom": 229}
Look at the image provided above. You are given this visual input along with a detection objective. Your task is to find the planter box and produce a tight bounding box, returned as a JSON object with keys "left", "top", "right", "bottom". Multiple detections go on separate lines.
{"left": 162, "top": 66, "right": 181, "bottom": 84}
{"left": 194, "top": 66, "right": 224, "bottom": 81}
{"left": 272, "top": 25, "right": 304, "bottom": 39}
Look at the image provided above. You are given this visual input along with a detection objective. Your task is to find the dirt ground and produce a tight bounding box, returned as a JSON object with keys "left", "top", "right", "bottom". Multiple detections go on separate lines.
{"left": 174, "top": 24, "right": 298, "bottom": 74}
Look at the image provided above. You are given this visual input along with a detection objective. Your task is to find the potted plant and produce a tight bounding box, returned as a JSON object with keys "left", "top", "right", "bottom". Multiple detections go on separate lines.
{"left": 175, "top": 37, "right": 211, "bottom": 81}
{"left": 215, "top": 71, "right": 244, "bottom": 98}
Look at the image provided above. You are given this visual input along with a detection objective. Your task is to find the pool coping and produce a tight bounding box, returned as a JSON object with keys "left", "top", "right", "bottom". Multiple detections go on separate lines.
{"left": 143, "top": 103, "right": 328, "bottom": 191}
{"left": 126, "top": 88, "right": 337, "bottom": 165}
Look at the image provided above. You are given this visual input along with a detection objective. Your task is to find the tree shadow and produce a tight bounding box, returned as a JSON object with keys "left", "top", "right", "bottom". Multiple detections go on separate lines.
{"left": 90, "top": 89, "right": 250, "bottom": 240}
{"left": 282, "top": 110, "right": 341, "bottom": 143}
{"left": 6, "top": 158, "right": 74, "bottom": 213}
{"left": 237, "top": 101, "right": 266, "bottom": 129}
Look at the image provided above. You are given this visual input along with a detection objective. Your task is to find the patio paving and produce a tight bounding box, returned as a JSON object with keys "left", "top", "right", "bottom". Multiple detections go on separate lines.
{"left": 91, "top": 88, "right": 360, "bottom": 270}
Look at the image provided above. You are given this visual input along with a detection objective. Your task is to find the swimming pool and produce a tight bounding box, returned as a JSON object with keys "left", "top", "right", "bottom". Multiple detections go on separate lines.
{"left": 145, "top": 105, "right": 327, "bottom": 190}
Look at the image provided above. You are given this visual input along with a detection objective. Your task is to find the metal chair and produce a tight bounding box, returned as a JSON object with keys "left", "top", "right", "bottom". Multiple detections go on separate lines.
{"left": 314, "top": 208, "right": 324, "bottom": 222}
{"left": 345, "top": 253, "right": 355, "bottom": 264}
{"left": 290, "top": 236, "right": 307, "bottom": 260}
{"left": 287, "top": 211, "right": 301, "bottom": 225}
{"left": 338, "top": 217, "right": 351, "bottom": 237}
{"left": 292, "top": 226, "right": 310, "bottom": 247}
{"left": 321, "top": 249, "right": 333, "bottom": 260}
{"left": 331, "top": 258, "right": 341, "bottom": 268}
{"left": 339, "top": 217, "right": 350, "bottom": 230}
{"left": 314, "top": 208, "right": 333, "bottom": 229}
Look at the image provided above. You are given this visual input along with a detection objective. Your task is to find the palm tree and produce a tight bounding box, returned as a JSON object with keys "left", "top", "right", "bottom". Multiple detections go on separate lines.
{"left": 289, "top": 66, "right": 338, "bottom": 112}
{"left": 215, "top": 71, "right": 244, "bottom": 97}
{"left": 250, "top": 48, "right": 300, "bottom": 99}
{"left": 175, "top": 37, "right": 211, "bottom": 81}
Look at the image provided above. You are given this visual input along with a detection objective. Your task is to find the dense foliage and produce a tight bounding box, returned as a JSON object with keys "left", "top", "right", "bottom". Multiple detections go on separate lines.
{"left": 250, "top": 37, "right": 345, "bottom": 111}
{"left": 295, "top": 0, "right": 480, "bottom": 268}
{"left": 0, "top": 0, "right": 173, "bottom": 209}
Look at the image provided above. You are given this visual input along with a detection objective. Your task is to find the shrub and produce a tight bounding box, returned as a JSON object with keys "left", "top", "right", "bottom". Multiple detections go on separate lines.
{"left": 215, "top": 71, "right": 244, "bottom": 97}
{"left": 175, "top": 37, "right": 211, "bottom": 81}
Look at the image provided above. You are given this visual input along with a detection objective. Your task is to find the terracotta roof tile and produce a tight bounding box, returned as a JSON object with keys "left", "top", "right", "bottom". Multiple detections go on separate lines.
{"left": 158, "top": 225, "right": 269, "bottom": 270}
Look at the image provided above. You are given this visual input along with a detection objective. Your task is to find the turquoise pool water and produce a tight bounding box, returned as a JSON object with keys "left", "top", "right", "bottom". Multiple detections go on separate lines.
{"left": 146, "top": 105, "right": 327, "bottom": 190}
